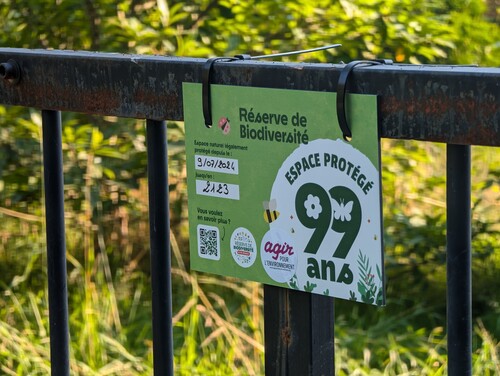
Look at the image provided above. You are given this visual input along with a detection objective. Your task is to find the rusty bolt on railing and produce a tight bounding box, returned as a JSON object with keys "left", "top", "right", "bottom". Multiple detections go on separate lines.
{"left": 0, "top": 59, "right": 21, "bottom": 84}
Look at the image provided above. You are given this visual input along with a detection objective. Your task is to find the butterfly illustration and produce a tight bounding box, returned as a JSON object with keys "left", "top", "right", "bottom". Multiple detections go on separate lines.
{"left": 218, "top": 117, "right": 231, "bottom": 135}
{"left": 332, "top": 199, "right": 353, "bottom": 222}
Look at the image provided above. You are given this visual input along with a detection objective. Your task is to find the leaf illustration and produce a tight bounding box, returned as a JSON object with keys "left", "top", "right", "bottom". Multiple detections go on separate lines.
{"left": 357, "top": 250, "right": 379, "bottom": 305}
{"left": 304, "top": 281, "right": 317, "bottom": 292}
{"left": 349, "top": 291, "right": 358, "bottom": 301}
{"left": 288, "top": 274, "right": 299, "bottom": 290}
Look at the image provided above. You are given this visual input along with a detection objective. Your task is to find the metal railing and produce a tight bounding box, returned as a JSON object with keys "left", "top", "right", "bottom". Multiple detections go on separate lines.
{"left": 1, "top": 48, "right": 499, "bottom": 375}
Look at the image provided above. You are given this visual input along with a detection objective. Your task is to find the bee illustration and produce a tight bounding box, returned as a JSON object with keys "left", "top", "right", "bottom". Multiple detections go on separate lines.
{"left": 332, "top": 198, "right": 353, "bottom": 222}
{"left": 218, "top": 117, "right": 231, "bottom": 135}
{"left": 263, "top": 199, "right": 280, "bottom": 223}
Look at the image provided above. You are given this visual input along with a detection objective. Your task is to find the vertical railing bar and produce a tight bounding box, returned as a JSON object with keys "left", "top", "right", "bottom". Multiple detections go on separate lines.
{"left": 311, "top": 295, "right": 335, "bottom": 375}
{"left": 41, "top": 110, "right": 70, "bottom": 376}
{"left": 146, "top": 119, "right": 174, "bottom": 375}
{"left": 264, "top": 286, "right": 335, "bottom": 375}
{"left": 446, "top": 144, "right": 472, "bottom": 376}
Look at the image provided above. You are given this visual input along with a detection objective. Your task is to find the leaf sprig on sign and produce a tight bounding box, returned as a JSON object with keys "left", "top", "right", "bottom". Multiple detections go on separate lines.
{"left": 357, "top": 250, "right": 383, "bottom": 306}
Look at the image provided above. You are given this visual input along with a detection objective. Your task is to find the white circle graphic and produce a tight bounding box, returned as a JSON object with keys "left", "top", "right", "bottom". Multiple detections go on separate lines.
{"left": 267, "top": 138, "right": 382, "bottom": 300}
{"left": 230, "top": 227, "right": 257, "bottom": 268}
{"left": 260, "top": 228, "right": 298, "bottom": 283}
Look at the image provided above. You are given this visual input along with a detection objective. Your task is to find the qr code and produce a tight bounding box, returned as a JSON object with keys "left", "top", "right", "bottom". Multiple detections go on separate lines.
{"left": 197, "top": 225, "right": 220, "bottom": 260}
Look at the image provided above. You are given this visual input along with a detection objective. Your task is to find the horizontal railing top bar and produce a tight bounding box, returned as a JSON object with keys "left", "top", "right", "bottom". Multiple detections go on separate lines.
{"left": 0, "top": 48, "right": 499, "bottom": 146}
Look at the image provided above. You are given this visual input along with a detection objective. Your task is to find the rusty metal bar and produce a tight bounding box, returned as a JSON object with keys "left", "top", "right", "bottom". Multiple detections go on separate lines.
{"left": 0, "top": 48, "right": 499, "bottom": 146}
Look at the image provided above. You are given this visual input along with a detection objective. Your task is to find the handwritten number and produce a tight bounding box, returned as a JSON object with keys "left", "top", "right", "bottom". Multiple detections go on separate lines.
{"left": 196, "top": 156, "right": 236, "bottom": 171}
{"left": 202, "top": 181, "right": 230, "bottom": 196}
{"left": 202, "top": 180, "right": 210, "bottom": 193}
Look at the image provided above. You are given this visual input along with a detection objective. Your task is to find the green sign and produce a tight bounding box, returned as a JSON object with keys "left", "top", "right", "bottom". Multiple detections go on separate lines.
{"left": 183, "top": 83, "right": 385, "bottom": 305}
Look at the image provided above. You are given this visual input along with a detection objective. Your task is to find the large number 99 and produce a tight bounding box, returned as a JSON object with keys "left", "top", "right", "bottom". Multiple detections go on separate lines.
{"left": 295, "top": 183, "right": 361, "bottom": 259}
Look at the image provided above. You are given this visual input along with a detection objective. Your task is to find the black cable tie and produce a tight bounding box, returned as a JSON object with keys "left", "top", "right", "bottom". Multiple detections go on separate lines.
{"left": 336, "top": 59, "right": 393, "bottom": 141}
{"left": 203, "top": 57, "right": 230, "bottom": 127}
{"left": 202, "top": 55, "right": 250, "bottom": 127}
{"left": 234, "top": 54, "right": 252, "bottom": 60}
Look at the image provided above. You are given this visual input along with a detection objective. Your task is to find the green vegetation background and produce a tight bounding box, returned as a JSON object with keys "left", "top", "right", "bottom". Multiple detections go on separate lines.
{"left": 0, "top": 0, "right": 498, "bottom": 374}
